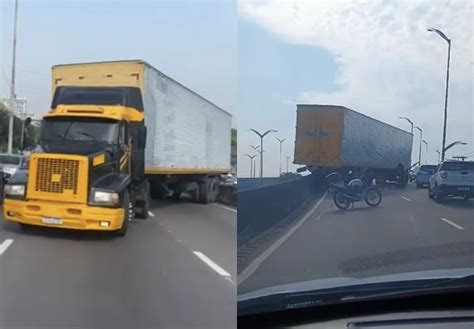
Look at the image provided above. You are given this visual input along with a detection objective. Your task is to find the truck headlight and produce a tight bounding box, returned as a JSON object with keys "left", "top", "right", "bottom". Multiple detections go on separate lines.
{"left": 93, "top": 190, "right": 119, "bottom": 205}
{"left": 4, "top": 184, "right": 25, "bottom": 197}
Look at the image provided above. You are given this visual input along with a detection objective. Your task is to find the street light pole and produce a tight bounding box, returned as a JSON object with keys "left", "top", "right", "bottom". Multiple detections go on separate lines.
{"left": 435, "top": 150, "right": 441, "bottom": 163}
{"left": 244, "top": 154, "right": 256, "bottom": 178}
{"left": 249, "top": 129, "right": 277, "bottom": 178}
{"left": 443, "top": 141, "right": 467, "bottom": 155}
{"left": 399, "top": 116, "right": 414, "bottom": 134}
{"left": 414, "top": 126, "right": 423, "bottom": 166}
{"left": 276, "top": 138, "right": 286, "bottom": 176}
{"left": 8, "top": 0, "right": 19, "bottom": 154}
{"left": 428, "top": 28, "right": 451, "bottom": 162}
{"left": 251, "top": 145, "right": 260, "bottom": 176}
{"left": 423, "top": 140, "right": 428, "bottom": 164}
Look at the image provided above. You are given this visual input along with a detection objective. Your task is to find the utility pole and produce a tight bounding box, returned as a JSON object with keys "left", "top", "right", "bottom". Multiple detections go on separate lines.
{"left": 249, "top": 129, "right": 277, "bottom": 178}
{"left": 8, "top": 0, "right": 19, "bottom": 154}
{"left": 276, "top": 138, "right": 286, "bottom": 176}
{"left": 286, "top": 155, "right": 290, "bottom": 173}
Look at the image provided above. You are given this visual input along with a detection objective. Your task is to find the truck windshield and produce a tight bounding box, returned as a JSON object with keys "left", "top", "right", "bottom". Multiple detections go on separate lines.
{"left": 41, "top": 118, "right": 120, "bottom": 144}
{"left": 51, "top": 86, "right": 144, "bottom": 112}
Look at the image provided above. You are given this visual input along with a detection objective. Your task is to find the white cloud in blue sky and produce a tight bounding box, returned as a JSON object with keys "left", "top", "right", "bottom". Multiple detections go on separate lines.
{"left": 238, "top": 0, "right": 473, "bottom": 177}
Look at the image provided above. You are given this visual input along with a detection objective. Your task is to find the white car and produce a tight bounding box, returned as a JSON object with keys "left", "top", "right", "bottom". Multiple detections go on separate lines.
{"left": 0, "top": 154, "right": 24, "bottom": 181}
{"left": 428, "top": 161, "right": 474, "bottom": 203}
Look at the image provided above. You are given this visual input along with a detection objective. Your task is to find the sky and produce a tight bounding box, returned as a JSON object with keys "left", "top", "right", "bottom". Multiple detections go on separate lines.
{"left": 0, "top": 0, "right": 236, "bottom": 118}
{"left": 237, "top": 0, "right": 473, "bottom": 178}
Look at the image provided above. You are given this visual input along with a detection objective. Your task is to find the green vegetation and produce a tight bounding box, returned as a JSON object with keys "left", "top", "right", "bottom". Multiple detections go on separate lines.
{"left": 0, "top": 102, "right": 39, "bottom": 153}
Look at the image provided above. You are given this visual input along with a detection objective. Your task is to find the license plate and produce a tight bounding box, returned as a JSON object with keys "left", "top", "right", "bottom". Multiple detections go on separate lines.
{"left": 41, "top": 217, "right": 63, "bottom": 225}
{"left": 457, "top": 187, "right": 470, "bottom": 191}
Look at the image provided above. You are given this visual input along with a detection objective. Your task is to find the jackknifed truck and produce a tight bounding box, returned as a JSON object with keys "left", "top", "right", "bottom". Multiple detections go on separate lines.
{"left": 3, "top": 60, "right": 232, "bottom": 236}
{"left": 294, "top": 104, "right": 413, "bottom": 186}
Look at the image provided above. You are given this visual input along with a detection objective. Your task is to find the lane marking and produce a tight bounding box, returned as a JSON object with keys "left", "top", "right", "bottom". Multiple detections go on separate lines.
{"left": 238, "top": 190, "right": 329, "bottom": 285}
{"left": 0, "top": 239, "right": 14, "bottom": 256}
{"left": 440, "top": 218, "right": 464, "bottom": 230}
{"left": 224, "top": 277, "right": 237, "bottom": 286}
{"left": 193, "top": 251, "right": 231, "bottom": 277}
{"left": 212, "top": 203, "right": 237, "bottom": 213}
{"left": 401, "top": 196, "right": 413, "bottom": 202}
{"left": 148, "top": 211, "right": 155, "bottom": 217}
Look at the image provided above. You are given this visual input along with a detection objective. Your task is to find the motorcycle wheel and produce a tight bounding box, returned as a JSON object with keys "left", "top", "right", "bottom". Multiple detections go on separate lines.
{"left": 334, "top": 191, "right": 350, "bottom": 210}
{"left": 365, "top": 187, "right": 382, "bottom": 207}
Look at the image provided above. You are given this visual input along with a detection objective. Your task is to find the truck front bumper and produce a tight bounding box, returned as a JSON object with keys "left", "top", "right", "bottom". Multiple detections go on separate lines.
{"left": 3, "top": 199, "right": 124, "bottom": 231}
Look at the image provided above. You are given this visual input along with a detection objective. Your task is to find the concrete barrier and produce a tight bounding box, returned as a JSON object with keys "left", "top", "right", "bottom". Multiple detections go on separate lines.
{"left": 237, "top": 173, "right": 325, "bottom": 248}
{"left": 217, "top": 183, "right": 237, "bottom": 206}
{"left": 238, "top": 177, "right": 300, "bottom": 191}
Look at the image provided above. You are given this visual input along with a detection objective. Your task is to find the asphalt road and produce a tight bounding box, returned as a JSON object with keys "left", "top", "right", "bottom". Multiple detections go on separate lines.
{"left": 0, "top": 199, "right": 236, "bottom": 329}
{"left": 239, "top": 183, "right": 474, "bottom": 294}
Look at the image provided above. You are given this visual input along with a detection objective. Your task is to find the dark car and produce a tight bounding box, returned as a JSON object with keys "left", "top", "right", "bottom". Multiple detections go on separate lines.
{"left": 415, "top": 164, "right": 437, "bottom": 188}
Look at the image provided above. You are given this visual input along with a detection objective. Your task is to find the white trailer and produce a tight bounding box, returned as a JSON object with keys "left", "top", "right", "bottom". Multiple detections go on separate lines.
{"left": 140, "top": 61, "right": 232, "bottom": 202}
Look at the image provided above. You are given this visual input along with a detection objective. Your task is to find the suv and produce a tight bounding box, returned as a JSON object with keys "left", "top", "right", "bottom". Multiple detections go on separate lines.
{"left": 428, "top": 161, "right": 474, "bottom": 203}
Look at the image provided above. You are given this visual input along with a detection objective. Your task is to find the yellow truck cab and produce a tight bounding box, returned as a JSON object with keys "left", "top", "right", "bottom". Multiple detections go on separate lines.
{"left": 3, "top": 62, "right": 150, "bottom": 236}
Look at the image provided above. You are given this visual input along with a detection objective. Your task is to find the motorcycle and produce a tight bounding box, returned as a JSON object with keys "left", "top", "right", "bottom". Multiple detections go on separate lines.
{"left": 325, "top": 172, "right": 382, "bottom": 210}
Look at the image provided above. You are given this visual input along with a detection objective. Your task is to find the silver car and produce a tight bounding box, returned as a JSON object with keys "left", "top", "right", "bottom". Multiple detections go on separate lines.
{"left": 0, "top": 154, "right": 24, "bottom": 181}
{"left": 428, "top": 160, "right": 474, "bottom": 203}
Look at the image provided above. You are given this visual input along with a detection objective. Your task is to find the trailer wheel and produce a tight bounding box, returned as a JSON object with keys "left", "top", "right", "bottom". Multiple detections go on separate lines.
{"left": 116, "top": 190, "right": 132, "bottom": 237}
{"left": 210, "top": 178, "right": 220, "bottom": 203}
{"left": 198, "top": 179, "right": 211, "bottom": 204}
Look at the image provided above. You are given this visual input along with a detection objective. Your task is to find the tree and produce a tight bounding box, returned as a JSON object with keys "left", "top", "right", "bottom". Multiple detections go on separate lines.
{"left": 0, "top": 103, "right": 39, "bottom": 153}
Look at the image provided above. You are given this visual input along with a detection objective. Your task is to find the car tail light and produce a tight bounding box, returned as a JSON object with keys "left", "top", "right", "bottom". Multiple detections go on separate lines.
{"left": 440, "top": 171, "right": 448, "bottom": 178}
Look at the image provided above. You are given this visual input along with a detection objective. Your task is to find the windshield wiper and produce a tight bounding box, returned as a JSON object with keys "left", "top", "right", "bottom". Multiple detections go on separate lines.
{"left": 75, "top": 131, "right": 98, "bottom": 143}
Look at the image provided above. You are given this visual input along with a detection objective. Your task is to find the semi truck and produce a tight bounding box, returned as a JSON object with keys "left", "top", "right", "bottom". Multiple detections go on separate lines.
{"left": 294, "top": 104, "right": 413, "bottom": 186}
{"left": 3, "top": 60, "right": 232, "bottom": 236}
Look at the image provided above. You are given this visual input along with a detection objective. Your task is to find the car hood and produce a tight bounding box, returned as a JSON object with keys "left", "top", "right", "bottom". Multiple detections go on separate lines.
{"left": 238, "top": 267, "right": 474, "bottom": 302}
{"left": 0, "top": 164, "right": 19, "bottom": 171}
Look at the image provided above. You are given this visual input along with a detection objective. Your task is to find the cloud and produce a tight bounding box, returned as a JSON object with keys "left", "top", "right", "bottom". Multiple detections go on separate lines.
{"left": 238, "top": 0, "right": 473, "bottom": 167}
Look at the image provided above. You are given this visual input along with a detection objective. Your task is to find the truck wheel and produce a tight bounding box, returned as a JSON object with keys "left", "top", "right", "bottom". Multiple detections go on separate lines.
{"left": 198, "top": 179, "right": 211, "bottom": 204}
{"left": 116, "top": 190, "right": 132, "bottom": 237}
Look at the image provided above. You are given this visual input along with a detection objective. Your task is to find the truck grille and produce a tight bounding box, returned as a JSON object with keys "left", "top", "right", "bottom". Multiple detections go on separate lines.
{"left": 27, "top": 154, "right": 88, "bottom": 203}
{"left": 35, "top": 158, "right": 79, "bottom": 194}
